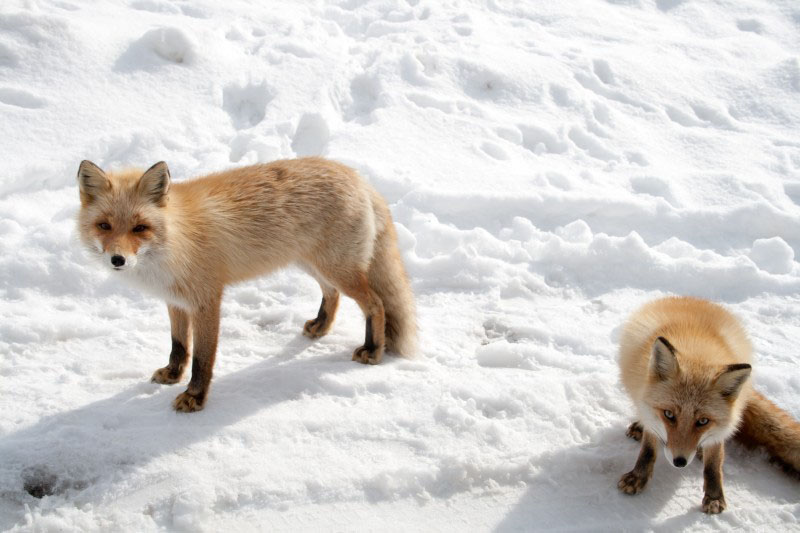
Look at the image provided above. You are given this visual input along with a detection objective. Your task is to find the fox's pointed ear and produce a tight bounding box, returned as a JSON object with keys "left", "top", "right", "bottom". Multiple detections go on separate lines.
{"left": 650, "top": 337, "right": 679, "bottom": 381}
{"left": 715, "top": 363, "right": 751, "bottom": 399}
{"left": 138, "top": 161, "right": 170, "bottom": 206}
{"left": 77, "top": 160, "right": 110, "bottom": 205}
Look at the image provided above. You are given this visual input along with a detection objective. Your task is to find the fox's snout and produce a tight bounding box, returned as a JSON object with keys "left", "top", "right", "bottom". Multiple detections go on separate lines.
{"left": 111, "top": 255, "right": 126, "bottom": 268}
{"left": 663, "top": 445, "right": 696, "bottom": 469}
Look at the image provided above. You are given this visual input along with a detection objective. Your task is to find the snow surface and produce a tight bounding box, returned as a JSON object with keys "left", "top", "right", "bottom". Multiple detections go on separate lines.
{"left": 1, "top": 0, "right": 799, "bottom": 530}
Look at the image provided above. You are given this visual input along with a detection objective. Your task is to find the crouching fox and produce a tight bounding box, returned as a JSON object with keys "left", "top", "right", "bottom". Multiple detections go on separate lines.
{"left": 617, "top": 296, "right": 799, "bottom": 513}
{"left": 77, "top": 157, "right": 416, "bottom": 412}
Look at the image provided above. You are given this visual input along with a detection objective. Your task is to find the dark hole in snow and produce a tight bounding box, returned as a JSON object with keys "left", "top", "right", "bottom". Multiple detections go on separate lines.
{"left": 22, "top": 465, "right": 58, "bottom": 499}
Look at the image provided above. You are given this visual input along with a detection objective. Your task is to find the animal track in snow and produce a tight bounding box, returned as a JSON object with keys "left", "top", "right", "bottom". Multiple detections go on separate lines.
{"left": 592, "top": 59, "right": 615, "bottom": 85}
{"left": 0, "top": 42, "right": 19, "bottom": 68}
{"left": 568, "top": 126, "right": 618, "bottom": 161}
{"left": 666, "top": 103, "right": 737, "bottom": 130}
{"left": 223, "top": 80, "right": 273, "bottom": 129}
{"left": 574, "top": 71, "right": 653, "bottom": 112}
{"left": 630, "top": 175, "right": 678, "bottom": 205}
{"left": 549, "top": 84, "right": 577, "bottom": 107}
{"left": 406, "top": 92, "right": 455, "bottom": 113}
{"left": 291, "top": 113, "right": 329, "bottom": 157}
{"left": 340, "top": 73, "right": 385, "bottom": 123}
{"left": 114, "top": 27, "right": 195, "bottom": 71}
{"left": 655, "top": 0, "right": 685, "bottom": 11}
{"left": 736, "top": 18, "right": 764, "bottom": 34}
{"left": 452, "top": 14, "right": 472, "bottom": 36}
{"left": 0, "top": 87, "right": 46, "bottom": 109}
{"left": 480, "top": 141, "right": 509, "bottom": 160}
{"left": 518, "top": 124, "right": 568, "bottom": 154}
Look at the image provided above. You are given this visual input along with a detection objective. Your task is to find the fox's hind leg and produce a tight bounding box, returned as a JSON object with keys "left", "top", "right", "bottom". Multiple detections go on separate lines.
{"left": 330, "top": 271, "right": 385, "bottom": 365}
{"left": 618, "top": 430, "right": 658, "bottom": 495}
{"left": 152, "top": 305, "right": 191, "bottom": 385}
{"left": 303, "top": 279, "right": 340, "bottom": 339}
{"left": 626, "top": 421, "right": 644, "bottom": 441}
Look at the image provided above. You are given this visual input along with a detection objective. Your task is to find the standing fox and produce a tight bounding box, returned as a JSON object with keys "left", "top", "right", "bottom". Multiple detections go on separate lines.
{"left": 76, "top": 157, "right": 416, "bottom": 412}
{"left": 618, "top": 296, "right": 799, "bottom": 513}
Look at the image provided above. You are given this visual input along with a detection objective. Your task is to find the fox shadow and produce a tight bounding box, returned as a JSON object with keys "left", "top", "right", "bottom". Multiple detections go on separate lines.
{"left": 0, "top": 335, "right": 363, "bottom": 529}
{"left": 494, "top": 425, "right": 798, "bottom": 532}
{"left": 493, "top": 425, "right": 698, "bottom": 532}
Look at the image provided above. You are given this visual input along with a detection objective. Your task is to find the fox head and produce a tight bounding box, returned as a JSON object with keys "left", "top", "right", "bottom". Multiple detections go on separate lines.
{"left": 641, "top": 337, "right": 751, "bottom": 468}
{"left": 76, "top": 160, "right": 170, "bottom": 272}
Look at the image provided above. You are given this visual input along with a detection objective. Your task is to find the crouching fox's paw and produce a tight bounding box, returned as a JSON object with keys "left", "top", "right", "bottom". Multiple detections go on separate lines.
{"left": 625, "top": 422, "right": 643, "bottom": 441}
{"left": 173, "top": 390, "right": 205, "bottom": 413}
{"left": 702, "top": 495, "right": 726, "bottom": 514}
{"left": 151, "top": 367, "right": 182, "bottom": 385}
{"left": 352, "top": 345, "right": 384, "bottom": 365}
{"left": 618, "top": 471, "right": 649, "bottom": 495}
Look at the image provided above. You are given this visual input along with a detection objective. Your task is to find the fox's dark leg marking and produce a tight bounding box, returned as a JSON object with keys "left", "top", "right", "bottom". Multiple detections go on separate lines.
{"left": 303, "top": 288, "right": 340, "bottom": 338}
{"left": 618, "top": 430, "right": 658, "bottom": 495}
{"left": 152, "top": 305, "right": 191, "bottom": 385}
{"left": 702, "top": 443, "right": 726, "bottom": 514}
{"left": 173, "top": 293, "right": 221, "bottom": 413}
{"left": 626, "top": 421, "right": 644, "bottom": 441}
{"left": 344, "top": 274, "right": 385, "bottom": 365}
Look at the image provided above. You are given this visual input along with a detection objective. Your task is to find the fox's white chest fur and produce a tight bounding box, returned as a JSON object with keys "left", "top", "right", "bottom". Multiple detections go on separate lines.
{"left": 119, "top": 252, "right": 190, "bottom": 310}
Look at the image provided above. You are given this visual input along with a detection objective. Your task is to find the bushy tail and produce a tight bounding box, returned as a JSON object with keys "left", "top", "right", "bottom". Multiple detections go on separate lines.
{"left": 735, "top": 390, "right": 800, "bottom": 478}
{"left": 368, "top": 219, "right": 417, "bottom": 357}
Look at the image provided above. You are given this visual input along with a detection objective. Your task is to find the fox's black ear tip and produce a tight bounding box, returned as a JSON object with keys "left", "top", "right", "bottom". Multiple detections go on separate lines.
{"left": 654, "top": 336, "right": 676, "bottom": 353}
{"left": 727, "top": 363, "right": 752, "bottom": 372}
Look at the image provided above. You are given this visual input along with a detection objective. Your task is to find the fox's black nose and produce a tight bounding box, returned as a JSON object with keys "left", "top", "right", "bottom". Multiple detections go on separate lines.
{"left": 111, "top": 255, "right": 125, "bottom": 267}
{"left": 673, "top": 457, "right": 687, "bottom": 468}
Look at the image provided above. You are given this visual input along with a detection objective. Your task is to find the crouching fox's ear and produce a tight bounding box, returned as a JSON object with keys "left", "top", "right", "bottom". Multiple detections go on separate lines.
{"left": 715, "top": 363, "right": 751, "bottom": 399}
{"left": 138, "top": 161, "right": 170, "bottom": 206}
{"left": 650, "top": 336, "right": 679, "bottom": 381}
{"left": 77, "top": 160, "right": 110, "bottom": 205}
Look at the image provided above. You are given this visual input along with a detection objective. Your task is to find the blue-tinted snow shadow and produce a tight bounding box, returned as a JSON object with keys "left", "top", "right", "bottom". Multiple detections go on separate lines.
{"left": 494, "top": 425, "right": 798, "bottom": 532}
{"left": 0, "top": 334, "right": 363, "bottom": 529}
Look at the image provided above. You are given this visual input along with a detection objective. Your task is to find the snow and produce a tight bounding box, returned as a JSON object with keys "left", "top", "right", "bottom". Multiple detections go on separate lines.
{"left": 1, "top": 0, "right": 799, "bottom": 530}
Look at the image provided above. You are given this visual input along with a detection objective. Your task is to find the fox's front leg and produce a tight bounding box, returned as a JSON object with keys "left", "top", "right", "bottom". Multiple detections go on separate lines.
{"left": 618, "top": 430, "right": 658, "bottom": 495}
{"left": 701, "top": 443, "right": 726, "bottom": 514}
{"left": 173, "top": 293, "right": 221, "bottom": 413}
{"left": 152, "top": 305, "right": 191, "bottom": 384}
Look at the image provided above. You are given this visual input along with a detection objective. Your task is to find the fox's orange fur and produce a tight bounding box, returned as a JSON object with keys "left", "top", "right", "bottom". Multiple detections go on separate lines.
{"left": 617, "top": 296, "right": 799, "bottom": 513}
{"left": 77, "top": 157, "right": 417, "bottom": 412}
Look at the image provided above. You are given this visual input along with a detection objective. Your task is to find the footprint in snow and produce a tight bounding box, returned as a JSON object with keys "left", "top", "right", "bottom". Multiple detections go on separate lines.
{"left": 0, "top": 87, "right": 46, "bottom": 109}
{"left": 223, "top": 80, "right": 274, "bottom": 130}
{"left": 291, "top": 113, "right": 330, "bottom": 157}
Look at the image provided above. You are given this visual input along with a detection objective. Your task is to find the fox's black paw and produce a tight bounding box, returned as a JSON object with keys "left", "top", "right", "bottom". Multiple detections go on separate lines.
{"left": 303, "top": 317, "right": 331, "bottom": 338}
{"left": 618, "top": 471, "right": 649, "bottom": 495}
{"left": 151, "top": 366, "right": 182, "bottom": 385}
{"left": 626, "top": 421, "right": 644, "bottom": 441}
{"left": 702, "top": 495, "right": 726, "bottom": 514}
{"left": 173, "top": 390, "right": 205, "bottom": 413}
{"left": 352, "top": 345, "right": 384, "bottom": 365}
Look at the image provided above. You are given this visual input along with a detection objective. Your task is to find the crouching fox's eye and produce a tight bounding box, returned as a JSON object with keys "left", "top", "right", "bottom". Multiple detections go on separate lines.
{"left": 696, "top": 417, "right": 709, "bottom": 427}
{"left": 132, "top": 224, "right": 148, "bottom": 233}
{"left": 97, "top": 222, "right": 111, "bottom": 231}
{"left": 664, "top": 410, "right": 675, "bottom": 420}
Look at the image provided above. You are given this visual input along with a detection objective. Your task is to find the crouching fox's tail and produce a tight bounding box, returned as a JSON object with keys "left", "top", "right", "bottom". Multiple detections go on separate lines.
{"left": 736, "top": 390, "right": 800, "bottom": 478}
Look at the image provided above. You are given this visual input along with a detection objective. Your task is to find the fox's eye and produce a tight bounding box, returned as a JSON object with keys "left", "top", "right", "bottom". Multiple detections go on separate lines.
{"left": 696, "top": 418, "right": 709, "bottom": 426}
{"left": 664, "top": 410, "right": 675, "bottom": 420}
{"left": 98, "top": 222, "right": 111, "bottom": 231}
{"left": 132, "top": 225, "right": 148, "bottom": 233}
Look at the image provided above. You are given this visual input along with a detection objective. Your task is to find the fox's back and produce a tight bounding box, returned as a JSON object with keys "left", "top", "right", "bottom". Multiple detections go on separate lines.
{"left": 165, "top": 158, "right": 383, "bottom": 283}
{"left": 619, "top": 297, "right": 753, "bottom": 400}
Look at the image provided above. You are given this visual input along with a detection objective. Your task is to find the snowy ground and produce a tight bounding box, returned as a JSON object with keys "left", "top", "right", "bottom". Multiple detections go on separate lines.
{"left": 1, "top": 0, "right": 799, "bottom": 530}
